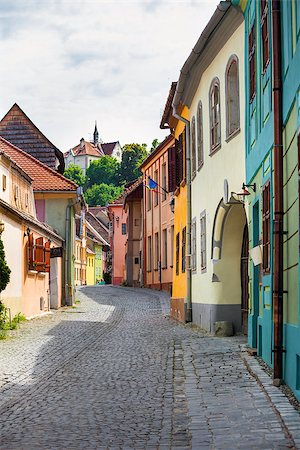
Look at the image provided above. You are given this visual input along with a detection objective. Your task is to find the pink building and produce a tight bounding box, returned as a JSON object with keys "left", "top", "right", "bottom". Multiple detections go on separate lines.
{"left": 140, "top": 135, "right": 175, "bottom": 293}
{"left": 107, "top": 197, "right": 128, "bottom": 285}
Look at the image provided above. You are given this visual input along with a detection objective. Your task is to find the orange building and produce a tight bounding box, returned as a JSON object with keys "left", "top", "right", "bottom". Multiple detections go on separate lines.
{"left": 160, "top": 82, "right": 189, "bottom": 322}
{"left": 140, "top": 135, "right": 175, "bottom": 293}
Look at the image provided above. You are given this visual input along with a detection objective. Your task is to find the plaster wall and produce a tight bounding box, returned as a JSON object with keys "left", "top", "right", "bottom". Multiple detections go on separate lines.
{"left": 188, "top": 23, "right": 246, "bottom": 322}
{"left": 0, "top": 164, "right": 10, "bottom": 203}
{"left": 109, "top": 204, "right": 127, "bottom": 284}
{"left": 143, "top": 140, "right": 174, "bottom": 289}
{"left": 0, "top": 215, "right": 23, "bottom": 316}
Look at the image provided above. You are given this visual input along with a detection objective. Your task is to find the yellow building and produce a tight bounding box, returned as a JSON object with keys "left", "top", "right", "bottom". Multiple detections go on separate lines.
{"left": 160, "top": 83, "right": 189, "bottom": 322}
{"left": 86, "top": 248, "right": 95, "bottom": 285}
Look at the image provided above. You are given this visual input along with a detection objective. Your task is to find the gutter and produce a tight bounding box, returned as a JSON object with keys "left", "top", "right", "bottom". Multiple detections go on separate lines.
{"left": 173, "top": 1, "right": 231, "bottom": 111}
{"left": 172, "top": 107, "right": 192, "bottom": 323}
{"left": 271, "top": 0, "right": 284, "bottom": 385}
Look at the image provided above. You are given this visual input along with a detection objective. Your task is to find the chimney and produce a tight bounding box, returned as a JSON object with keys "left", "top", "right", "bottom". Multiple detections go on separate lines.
{"left": 80, "top": 138, "right": 85, "bottom": 148}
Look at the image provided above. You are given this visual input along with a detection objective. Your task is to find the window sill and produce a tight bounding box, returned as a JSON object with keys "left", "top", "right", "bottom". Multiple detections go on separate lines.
{"left": 162, "top": 266, "right": 167, "bottom": 270}
{"left": 209, "top": 143, "right": 221, "bottom": 156}
{"left": 37, "top": 272, "right": 47, "bottom": 277}
{"left": 225, "top": 128, "right": 240, "bottom": 143}
{"left": 180, "top": 179, "right": 186, "bottom": 188}
{"left": 197, "top": 162, "right": 204, "bottom": 172}
{"left": 28, "top": 270, "right": 38, "bottom": 275}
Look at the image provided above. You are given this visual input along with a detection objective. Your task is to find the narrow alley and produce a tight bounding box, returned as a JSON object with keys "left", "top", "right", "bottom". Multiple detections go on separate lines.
{"left": 0, "top": 286, "right": 299, "bottom": 450}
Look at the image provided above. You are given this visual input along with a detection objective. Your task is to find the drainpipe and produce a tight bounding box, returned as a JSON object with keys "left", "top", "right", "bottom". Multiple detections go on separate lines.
{"left": 172, "top": 107, "right": 192, "bottom": 323}
{"left": 65, "top": 202, "right": 73, "bottom": 306}
{"left": 272, "top": 0, "right": 284, "bottom": 384}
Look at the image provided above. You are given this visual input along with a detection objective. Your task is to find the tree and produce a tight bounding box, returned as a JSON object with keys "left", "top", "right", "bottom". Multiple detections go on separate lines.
{"left": 64, "top": 164, "right": 85, "bottom": 186}
{"left": 85, "top": 156, "right": 121, "bottom": 189}
{"left": 84, "top": 183, "right": 123, "bottom": 207}
{"left": 0, "top": 237, "right": 11, "bottom": 293}
{"left": 119, "top": 143, "right": 148, "bottom": 183}
{"left": 150, "top": 139, "right": 160, "bottom": 153}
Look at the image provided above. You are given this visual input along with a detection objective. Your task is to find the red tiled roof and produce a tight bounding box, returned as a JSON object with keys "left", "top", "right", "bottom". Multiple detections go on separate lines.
{"left": 160, "top": 82, "right": 177, "bottom": 130}
{"left": 0, "top": 103, "right": 65, "bottom": 173}
{"left": 0, "top": 137, "right": 78, "bottom": 192}
{"left": 101, "top": 142, "right": 118, "bottom": 156}
{"left": 65, "top": 139, "right": 104, "bottom": 158}
{"left": 86, "top": 211, "right": 109, "bottom": 243}
{"left": 139, "top": 134, "right": 174, "bottom": 169}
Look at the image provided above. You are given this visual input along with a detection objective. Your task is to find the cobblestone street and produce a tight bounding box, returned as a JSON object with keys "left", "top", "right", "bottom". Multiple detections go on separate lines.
{"left": 0, "top": 286, "right": 299, "bottom": 449}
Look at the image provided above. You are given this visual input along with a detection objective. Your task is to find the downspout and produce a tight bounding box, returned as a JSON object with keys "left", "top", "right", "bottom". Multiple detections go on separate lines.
{"left": 173, "top": 107, "right": 192, "bottom": 323}
{"left": 65, "top": 202, "right": 72, "bottom": 306}
{"left": 143, "top": 181, "right": 147, "bottom": 287}
{"left": 271, "top": 0, "right": 284, "bottom": 384}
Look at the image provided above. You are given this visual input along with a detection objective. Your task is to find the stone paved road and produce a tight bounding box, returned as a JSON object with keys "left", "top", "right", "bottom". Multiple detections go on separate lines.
{"left": 0, "top": 286, "right": 297, "bottom": 449}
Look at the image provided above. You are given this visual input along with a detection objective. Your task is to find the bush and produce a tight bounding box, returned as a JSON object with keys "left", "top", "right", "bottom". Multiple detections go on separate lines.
{"left": 103, "top": 272, "right": 111, "bottom": 284}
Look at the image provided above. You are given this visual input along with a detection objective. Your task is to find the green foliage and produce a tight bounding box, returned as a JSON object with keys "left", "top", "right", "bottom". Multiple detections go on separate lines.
{"left": 64, "top": 164, "right": 85, "bottom": 186}
{"left": 85, "top": 156, "right": 120, "bottom": 189}
{"left": 0, "top": 304, "right": 26, "bottom": 339}
{"left": 103, "top": 272, "right": 111, "bottom": 284}
{"left": 119, "top": 143, "right": 148, "bottom": 183}
{"left": 150, "top": 138, "right": 160, "bottom": 153}
{"left": 0, "top": 237, "right": 11, "bottom": 293}
{"left": 84, "top": 183, "right": 123, "bottom": 207}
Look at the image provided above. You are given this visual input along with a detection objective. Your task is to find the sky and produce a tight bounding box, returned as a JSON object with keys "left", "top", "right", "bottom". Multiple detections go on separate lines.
{"left": 0, "top": 0, "right": 219, "bottom": 153}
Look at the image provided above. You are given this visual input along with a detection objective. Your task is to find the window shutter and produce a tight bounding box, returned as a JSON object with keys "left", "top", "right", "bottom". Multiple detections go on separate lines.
{"left": 168, "top": 146, "right": 176, "bottom": 192}
{"left": 35, "top": 237, "right": 44, "bottom": 272}
{"left": 44, "top": 241, "right": 51, "bottom": 273}
{"left": 28, "top": 233, "right": 34, "bottom": 269}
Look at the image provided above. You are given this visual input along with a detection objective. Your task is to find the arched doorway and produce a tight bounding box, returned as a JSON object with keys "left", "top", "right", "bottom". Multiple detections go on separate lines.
{"left": 211, "top": 199, "right": 248, "bottom": 334}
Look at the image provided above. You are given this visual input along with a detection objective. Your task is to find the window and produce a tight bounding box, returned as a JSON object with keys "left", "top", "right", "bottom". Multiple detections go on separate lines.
{"left": 182, "top": 227, "right": 186, "bottom": 273}
{"left": 162, "top": 163, "right": 167, "bottom": 201}
{"left": 226, "top": 55, "right": 240, "bottom": 139}
{"left": 154, "top": 169, "right": 159, "bottom": 206}
{"left": 200, "top": 211, "right": 207, "bottom": 272}
{"left": 209, "top": 78, "right": 221, "bottom": 152}
{"left": 197, "top": 101, "right": 204, "bottom": 170}
{"left": 154, "top": 232, "right": 159, "bottom": 270}
{"left": 249, "top": 22, "right": 256, "bottom": 102}
{"left": 262, "top": 181, "right": 270, "bottom": 273}
{"left": 170, "top": 225, "right": 174, "bottom": 267}
{"left": 175, "top": 233, "right": 180, "bottom": 275}
{"left": 147, "top": 182, "right": 152, "bottom": 211}
{"left": 147, "top": 236, "right": 152, "bottom": 271}
{"left": 14, "top": 185, "right": 19, "bottom": 201}
{"left": 191, "top": 219, "right": 197, "bottom": 272}
{"left": 261, "top": 0, "right": 269, "bottom": 72}
{"left": 2, "top": 175, "right": 6, "bottom": 192}
{"left": 162, "top": 228, "right": 167, "bottom": 268}
{"left": 121, "top": 223, "right": 127, "bottom": 235}
{"left": 191, "top": 116, "right": 196, "bottom": 178}
{"left": 28, "top": 234, "right": 50, "bottom": 273}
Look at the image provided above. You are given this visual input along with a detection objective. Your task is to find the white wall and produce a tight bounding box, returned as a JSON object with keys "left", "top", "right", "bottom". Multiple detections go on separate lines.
{"left": 190, "top": 22, "right": 246, "bottom": 307}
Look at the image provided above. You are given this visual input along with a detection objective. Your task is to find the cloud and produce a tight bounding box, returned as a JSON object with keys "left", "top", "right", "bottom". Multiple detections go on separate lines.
{"left": 0, "top": 0, "right": 219, "bottom": 150}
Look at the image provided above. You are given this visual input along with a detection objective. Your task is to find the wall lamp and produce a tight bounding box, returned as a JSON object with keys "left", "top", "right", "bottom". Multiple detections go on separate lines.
{"left": 0, "top": 220, "right": 4, "bottom": 236}
{"left": 24, "top": 226, "right": 31, "bottom": 237}
{"left": 236, "top": 183, "right": 256, "bottom": 197}
{"left": 169, "top": 197, "right": 175, "bottom": 214}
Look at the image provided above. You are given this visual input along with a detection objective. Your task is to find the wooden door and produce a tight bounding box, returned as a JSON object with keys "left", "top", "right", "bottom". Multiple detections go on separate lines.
{"left": 241, "top": 225, "right": 249, "bottom": 335}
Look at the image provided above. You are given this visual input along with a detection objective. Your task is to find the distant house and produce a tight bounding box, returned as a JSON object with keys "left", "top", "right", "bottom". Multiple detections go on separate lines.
{"left": 64, "top": 124, "right": 122, "bottom": 175}
{"left": 0, "top": 148, "right": 63, "bottom": 318}
{"left": 64, "top": 138, "right": 104, "bottom": 176}
{"left": 101, "top": 141, "right": 122, "bottom": 162}
{"left": 0, "top": 103, "right": 65, "bottom": 173}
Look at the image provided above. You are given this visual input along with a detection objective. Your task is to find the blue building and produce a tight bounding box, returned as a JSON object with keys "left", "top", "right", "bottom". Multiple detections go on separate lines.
{"left": 233, "top": 0, "right": 300, "bottom": 399}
